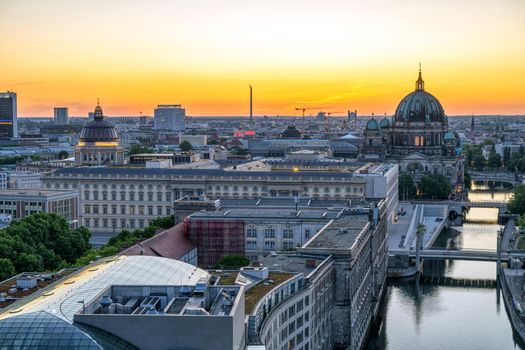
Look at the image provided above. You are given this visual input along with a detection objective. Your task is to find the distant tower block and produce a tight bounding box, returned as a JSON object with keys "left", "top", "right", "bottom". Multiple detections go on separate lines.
{"left": 347, "top": 110, "right": 357, "bottom": 121}
{"left": 471, "top": 115, "right": 475, "bottom": 131}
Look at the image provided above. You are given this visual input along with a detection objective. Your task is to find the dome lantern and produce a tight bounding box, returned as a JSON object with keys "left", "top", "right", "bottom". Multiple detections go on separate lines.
{"left": 415, "top": 63, "right": 425, "bottom": 91}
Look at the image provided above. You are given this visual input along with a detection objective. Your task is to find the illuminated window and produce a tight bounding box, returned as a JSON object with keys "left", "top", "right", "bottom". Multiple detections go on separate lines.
{"left": 415, "top": 135, "right": 424, "bottom": 146}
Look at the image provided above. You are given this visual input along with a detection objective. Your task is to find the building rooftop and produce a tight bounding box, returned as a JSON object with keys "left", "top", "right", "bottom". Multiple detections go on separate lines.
{"left": 0, "top": 256, "right": 209, "bottom": 322}
{"left": 259, "top": 254, "right": 328, "bottom": 277}
{"left": 188, "top": 208, "right": 343, "bottom": 221}
{"left": 304, "top": 214, "right": 370, "bottom": 252}
{"left": 119, "top": 223, "right": 196, "bottom": 260}
{"left": 50, "top": 166, "right": 361, "bottom": 178}
{"left": 244, "top": 272, "right": 294, "bottom": 314}
{"left": 0, "top": 189, "right": 77, "bottom": 198}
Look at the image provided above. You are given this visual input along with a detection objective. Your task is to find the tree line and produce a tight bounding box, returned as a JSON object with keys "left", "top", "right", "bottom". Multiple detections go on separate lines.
{"left": 0, "top": 213, "right": 175, "bottom": 281}
{"left": 399, "top": 173, "right": 452, "bottom": 200}
{"left": 464, "top": 143, "right": 525, "bottom": 172}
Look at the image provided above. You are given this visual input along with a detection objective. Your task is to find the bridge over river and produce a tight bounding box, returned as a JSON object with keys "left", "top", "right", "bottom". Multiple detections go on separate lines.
{"left": 469, "top": 171, "right": 524, "bottom": 186}
{"left": 411, "top": 199, "right": 508, "bottom": 209}
{"left": 389, "top": 248, "right": 525, "bottom": 262}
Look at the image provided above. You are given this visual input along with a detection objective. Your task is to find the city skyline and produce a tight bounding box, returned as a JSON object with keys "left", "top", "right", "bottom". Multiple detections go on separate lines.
{"left": 1, "top": 0, "right": 525, "bottom": 117}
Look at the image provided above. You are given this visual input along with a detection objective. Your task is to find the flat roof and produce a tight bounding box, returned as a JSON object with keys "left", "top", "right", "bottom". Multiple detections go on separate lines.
{"left": 260, "top": 254, "right": 328, "bottom": 276}
{"left": 50, "top": 167, "right": 360, "bottom": 178}
{"left": 0, "top": 189, "right": 78, "bottom": 198}
{"left": 304, "top": 214, "right": 370, "bottom": 250}
{"left": 188, "top": 208, "right": 342, "bottom": 221}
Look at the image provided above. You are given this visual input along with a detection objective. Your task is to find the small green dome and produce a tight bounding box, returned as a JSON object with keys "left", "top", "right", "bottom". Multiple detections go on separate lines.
{"left": 366, "top": 118, "right": 379, "bottom": 130}
{"left": 379, "top": 117, "right": 390, "bottom": 128}
{"left": 444, "top": 131, "right": 456, "bottom": 141}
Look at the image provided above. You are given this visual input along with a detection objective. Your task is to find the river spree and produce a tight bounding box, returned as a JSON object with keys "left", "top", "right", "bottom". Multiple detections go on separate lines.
{"left": 367, "top": 186, "right": 520, "bottom": 350}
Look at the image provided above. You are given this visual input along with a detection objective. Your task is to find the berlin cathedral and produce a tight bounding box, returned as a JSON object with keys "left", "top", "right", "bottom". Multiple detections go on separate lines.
{"left": 361, "top": 68, "right": 465, "bottom": 193}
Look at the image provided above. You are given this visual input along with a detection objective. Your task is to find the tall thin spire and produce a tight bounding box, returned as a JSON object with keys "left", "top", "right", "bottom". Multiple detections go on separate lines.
{"left": 415, "top": 63, "right": 425, "bottom": 91}
{"left": 249, "top": 85, "right": 253, "bottom": 124}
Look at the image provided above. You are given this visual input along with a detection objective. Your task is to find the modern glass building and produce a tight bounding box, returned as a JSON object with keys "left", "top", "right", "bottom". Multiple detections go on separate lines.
{"left": 0, "top": 91, "right": 17, "bottom": 140}
{"left": 54, "top": 107, "right": 69, "bottom": 125}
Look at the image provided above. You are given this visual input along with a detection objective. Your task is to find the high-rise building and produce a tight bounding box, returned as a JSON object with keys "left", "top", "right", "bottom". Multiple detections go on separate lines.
{"left": 347, "top": 109, "right": 357, "bottom": 121}
{"left": 53, "top": 107, "right": 69, "bottom": 125}
{"left": 153, "top": 104, "right": 185, "bottom": 131}
{"left": 0, "top": 91, "right": 17, "bottom": 139}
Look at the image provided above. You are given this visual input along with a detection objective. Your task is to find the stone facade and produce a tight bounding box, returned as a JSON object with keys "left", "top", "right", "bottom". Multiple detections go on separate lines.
{"left": 361, "top": 69, "right": 464, "bottom": 191}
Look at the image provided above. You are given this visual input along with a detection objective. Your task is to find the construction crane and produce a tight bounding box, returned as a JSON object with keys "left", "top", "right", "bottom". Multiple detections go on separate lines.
{"left": 294, "top": 107, "right": 325, "bottom": 117}
{"left": 324, "top": 111, "right": 343, "bottom": 136}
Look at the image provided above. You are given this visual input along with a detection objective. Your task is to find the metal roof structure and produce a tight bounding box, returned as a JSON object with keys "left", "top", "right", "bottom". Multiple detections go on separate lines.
{"left": 0, "top": 256, "right": 209, "bottom": 323}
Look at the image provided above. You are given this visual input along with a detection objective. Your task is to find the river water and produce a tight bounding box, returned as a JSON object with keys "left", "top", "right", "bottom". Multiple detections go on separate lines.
{"left": 367, "top": 183, "right": 520, "bottom": 350}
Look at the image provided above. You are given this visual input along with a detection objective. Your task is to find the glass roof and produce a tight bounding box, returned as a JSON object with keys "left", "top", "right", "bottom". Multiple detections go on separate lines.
{"left": 0, "top": 311, "right": 102, "bottom": 349}
{"left": 0, "top": 256, "right": 209, "bottom": 322}
{"left": 75, "top": 323, "right": 139, "bottom": 350}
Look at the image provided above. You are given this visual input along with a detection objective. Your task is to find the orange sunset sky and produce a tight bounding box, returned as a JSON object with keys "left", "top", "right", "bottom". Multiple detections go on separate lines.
{"left": 1, "top": 0, "right": 524, "bottom": 117}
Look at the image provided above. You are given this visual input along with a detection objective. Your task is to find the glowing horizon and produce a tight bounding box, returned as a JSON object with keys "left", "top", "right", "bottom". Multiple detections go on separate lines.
{"left": 1, "top": 0, "right": 524, "bottom": 117}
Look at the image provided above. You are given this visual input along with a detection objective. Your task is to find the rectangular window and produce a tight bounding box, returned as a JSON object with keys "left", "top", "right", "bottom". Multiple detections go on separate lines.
{"left": 283, "top": 228, "right": 293, "bottom": 238}
{"left": 304, "top": 229, "right": 311, "bottom": 239}
{"left": 247, "top": 228, "right": 257, "bottom": 238}
{"left": 265, "top": 228, "right": 275, "bottom": 238}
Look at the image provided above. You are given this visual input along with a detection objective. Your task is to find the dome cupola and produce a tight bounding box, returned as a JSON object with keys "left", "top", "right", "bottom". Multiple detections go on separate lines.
{"left": 365, "top": 118, "right": 379, "bottom": 131}
{"left": 393, "top": 67, "right": 447, "bottom": 124}
{"left": 79, "top": 101, "right": 119, "bottom": 143}
{"left": 379, "top": 117, "right": 390, "bottom": 129}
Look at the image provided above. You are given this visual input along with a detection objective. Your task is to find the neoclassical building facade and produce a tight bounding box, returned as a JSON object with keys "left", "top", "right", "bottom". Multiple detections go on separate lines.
{"left": 361, "top": 69, "right": 464, "bottom": 191}
{"left": 74, "top": 102, "right": 124, "bottom": 166}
